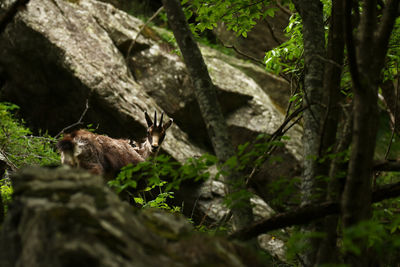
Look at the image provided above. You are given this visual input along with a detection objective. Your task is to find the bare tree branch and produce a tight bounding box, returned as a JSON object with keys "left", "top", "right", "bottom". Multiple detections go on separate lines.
{"left": 220, "top": 43, "right": 264, "bottom": 65}
{"left": 264, "top": 19, "right": 283, "bottom": 47}
{"left": 230, "top": 180, "right": 400, "bottom": 241}
{"left": 373, "top": 160, "right": 400, "bottom": 172}
{"left": 344, "top": 0, "right": 361, "bottom": 91}
{"left": 125, "top": 6, "right": 164, "bottom": 62}
{"left": 54, "top": 99, "right": 89, "bottom": 139}
{"left": 0, "top": 148, "right": 17, "bottom": 171}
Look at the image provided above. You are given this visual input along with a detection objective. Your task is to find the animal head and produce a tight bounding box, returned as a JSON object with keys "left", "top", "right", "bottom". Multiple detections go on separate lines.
{"left": 144, "top": 111, "right": 173, "bottom": 153}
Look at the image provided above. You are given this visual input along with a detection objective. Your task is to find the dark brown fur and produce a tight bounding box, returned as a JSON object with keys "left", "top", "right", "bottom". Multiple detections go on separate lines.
{"left": 57, "top": 129, "right": 145, "bottom": 178}
{"left": 57, "top": 111, "right": 173, "bottom": 179}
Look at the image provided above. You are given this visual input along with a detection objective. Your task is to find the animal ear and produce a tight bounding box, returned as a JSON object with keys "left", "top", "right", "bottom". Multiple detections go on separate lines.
{"left": 145, "top": 111, "right": 153, "bottom": 127}
{"left": 163, "top": 118, "right": 173, "bottom": 130}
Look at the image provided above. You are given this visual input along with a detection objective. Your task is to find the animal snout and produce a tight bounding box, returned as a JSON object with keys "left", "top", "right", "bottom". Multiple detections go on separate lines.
{"left": 151, "top": 144, "right": 159, "bottom": 152}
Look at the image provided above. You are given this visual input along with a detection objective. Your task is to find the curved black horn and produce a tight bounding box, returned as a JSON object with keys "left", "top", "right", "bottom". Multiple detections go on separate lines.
{"left": 159, "top": 112, "right": 164, "bottom": 127}
{"left": 145, "top": 111, "right": 153, "bottom": 127}
{"left": 154, "top": 111, "right": 157, "bottom": 127}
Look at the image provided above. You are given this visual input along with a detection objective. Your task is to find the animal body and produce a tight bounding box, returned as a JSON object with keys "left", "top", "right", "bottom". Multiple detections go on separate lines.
{"left": 57, "top": 111, "right": 173, "bottom": 178}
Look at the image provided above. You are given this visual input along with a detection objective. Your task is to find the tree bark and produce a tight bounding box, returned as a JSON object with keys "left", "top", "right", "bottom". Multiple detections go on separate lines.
{"left": 317, "top": 108, "right": 352, "bottom": 265}
{"left": 161, "top": 0, "right": 253, "bottom": 230}
{"left": 230, "top": 180, "right": 400, "bottom": 241}
{"left": 293, "top": 0, "right": 326, "bottom": 265}
{"left": 293, "top": 0, "right": 325, "bottom": 205}
{"left": 374, "top": 160, "right": 400, "bottom": 172}
{"left": 342, "top": 0, "right": 400, "bottom": 265}
{"left": 315, "top": 0, "right": 345, "bottom": 264}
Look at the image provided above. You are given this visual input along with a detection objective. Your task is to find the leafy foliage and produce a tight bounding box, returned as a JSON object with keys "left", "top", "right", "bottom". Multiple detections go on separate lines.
{"left": 0, "top": 102, "right": 60, "bottom": 216}
{"left": 285, "top": 229, "right": 325, "bottom": 262}
{"left": 383, "top": 17, "right": 400, "bottom": 82}
{"left": 0, "top": 178, "right": 12, "bottom": 214}
{"left": 341, "top": 213, "right": 400, "bottom": 265}
{"left": 107, "top": 132, "right": 295, "bottom": 223}
{"left": 182, "top": 0, "right": 280, "bottom": 38}
{"left": 264, "top": 13, "right": 303, "bottom": 75}
{"left": 108, "top": 153, "right": 217, "bottom": 211}
{"left": 0, "top": 102, "right": 60, "bottom": 168}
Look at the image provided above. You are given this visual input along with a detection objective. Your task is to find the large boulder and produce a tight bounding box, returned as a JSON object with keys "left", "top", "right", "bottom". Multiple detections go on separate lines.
{"left": 0, "top": 0, "right": 301, "bottom": 221}
{"left": 0, "top": 0, "right": 300, "bottom": 155}
{"left": 213, "top": 7, "right": 290, "bottom": 61}
{"left": 0, "top": 0, "right": 203, "bottom": 163}
{"left": 0, "top": 167, "right": 268, "bottom": 267}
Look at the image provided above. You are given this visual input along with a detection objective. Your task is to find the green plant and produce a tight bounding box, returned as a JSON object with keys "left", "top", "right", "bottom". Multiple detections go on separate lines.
{"left": 183, "top": 0, "right": 279, "bottom": 38}
{"left": 108, "top": 153, "right": 217, "bottom": 211}
{"left": 0, "top": 102, "right": 60, "bottom": 217}
{"left": 264, "top": 13, "right": 303, "bottom": 76}
{"left": 108, "top": 132, "right": 295, "bottom": 220}
{"left": 0, "top": 102, "right": 60, "bottom": 168}
{"left": 0, "top": 178, "right": 12, "bottom": 214}
{"left": 134, "top": 181, "right": 180, "bottom": 212}
{"left": 285, "top": 228, "right": 325, "bottom": 263}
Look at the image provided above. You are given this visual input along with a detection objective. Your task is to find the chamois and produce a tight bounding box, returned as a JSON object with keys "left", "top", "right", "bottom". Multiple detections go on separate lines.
{"left": 57, "top": 111, "right": 173, "bottom": 178}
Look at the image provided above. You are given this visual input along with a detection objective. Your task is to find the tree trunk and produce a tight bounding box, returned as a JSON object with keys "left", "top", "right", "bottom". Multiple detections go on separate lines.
{"left": 293, "top": 0, "right": 326, "bottom": 265}
{"left": 315, "top": 0, "right": 345, "bottom": 264}
{"left": 316, "top": 110, "right": 352, "bottom": 265}
{"left": 161, "top": 0, "right": 253, "bottom": 230}
{"left": 342, "top": 0, "right": 399, "bottom": 265}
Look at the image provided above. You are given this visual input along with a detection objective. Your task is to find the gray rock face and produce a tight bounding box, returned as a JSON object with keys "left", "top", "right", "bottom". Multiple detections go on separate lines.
{"left": 0, "top": 0, "right": 301, "bottom": 225}
{"left": 0, "top": 0, "right": 204, "bottom": 163}
{"left": 0, "top": 0, "right": 300, "bottom": 158}
{"left": 0, "top": 167, "right": 267, "bottom": 267}
{"left": 213, "top": 5, "right": 290, "bottom": 60}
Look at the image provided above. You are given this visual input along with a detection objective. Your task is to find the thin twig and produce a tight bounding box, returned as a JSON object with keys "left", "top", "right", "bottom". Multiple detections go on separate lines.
{"left": 246, "top": 105, "right": 308, "bottom": 185}
{"left": 315, "top": 54, "right": 342, "bottom": 69}
{"left": 271, "top": 104, "right": 309, "bottom": 138}
{"left": 198, "top": 202, "right": 213, "bottom": 228}
{"left": 281, "top": 115, "right": 302, "bottom": 136}
{"left": 220, "top": 0, "right": 265, "bottom": 20}
{"left": 264, "top": 19, "right": 283, "bottom": 46}
{"left": 0, "top": 148, "right": 17, "bottom": 171}
{"left": 125, "top": 6, "right": 164, "bottom": 61}
{"left": 221, "top": 42, "right": 264, "bottom": 65}
{"left": 276, "top": 1, "right": 293, "bottom": 16}
{"left": 55, "top": 99, "right": 89, "bottom": 139}
{"left": 190, "top": 196, "right": 200, "bottom": 220}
